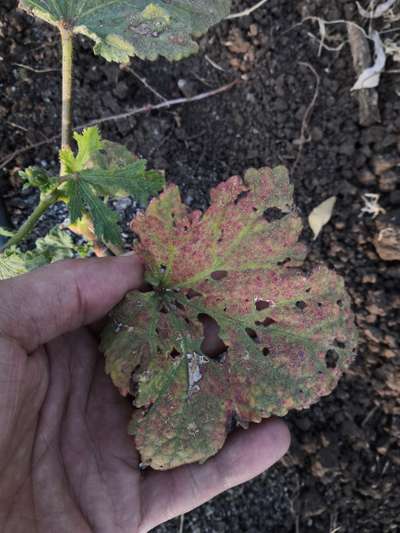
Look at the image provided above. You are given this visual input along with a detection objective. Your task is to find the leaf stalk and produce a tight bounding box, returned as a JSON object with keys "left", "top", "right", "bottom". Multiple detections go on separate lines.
{"left": 1, "top": 190, "right": 60, "bottom": 251}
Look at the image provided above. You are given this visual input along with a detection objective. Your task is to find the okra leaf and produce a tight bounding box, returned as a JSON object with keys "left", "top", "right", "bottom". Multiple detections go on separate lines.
{"left": 0, "top": 228, "right": 90, "bottom": 280}
{"left": 20, "top": 0, "right": 231, "bottom": 63}
{"left": 61, "top": 127, "right": 165, "bottom": 244}
{"left": 0, "top": 252, "right": 27, "bottom": 280}
{"left": 66, "top": 179, "right": 122, "bottom": 245}
{"left": 81, "top": 162, "right": 165, "bottom": 204}
{"left": 60, "top": 127, "right": 103, "bottom": 174}
{"left": 101, "top": 166, "right": 358, "bottom": 470}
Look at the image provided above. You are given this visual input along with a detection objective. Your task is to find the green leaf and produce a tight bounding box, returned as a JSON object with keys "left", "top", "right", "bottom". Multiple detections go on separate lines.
{"left": 0, "top": 228, "right": 89, "bottom": 280}
{"left": 59, "top": 146, "right": 78, "bottom": 174}
{"left": 81, "top": 162, "right": 165, "bottom": 204}
{"left": 0, "top": 227, "right": 15, "bottom": 238}
{"left": 28, "top": 227, "right": 81, "bottom": 266}
{"left": 0, "top": 252, "right": 27, "bottom": 280}
{"left": 80, "top": 181, "right": 122, "bottom": 245}
{"left": 101, "top": 166, "right": 358, "bottom": 470}
{"left": 60, "top": 127, "right": 104, "bottom": 173}
{"left": 89, "top": 140, "right": 138, "bottom": 169}
{"left": 19, "top": 0, "right": 231, "bottom": 63}
{"left": 19, "top": 166, "right": 56, "bottom": 194}
{"left": 61, "top": 132, "right": 164, "bottom": 245}
{"left": 73, "top": 127, "right": 103, "bottom": 170}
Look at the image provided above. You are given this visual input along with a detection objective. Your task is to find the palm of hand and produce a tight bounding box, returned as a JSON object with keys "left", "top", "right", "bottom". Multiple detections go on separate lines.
{"left": 1, "top": 328, "right": 145, "bottom": 533}
{"left": 0, "top": 256, "right": 289, "bottom": 533}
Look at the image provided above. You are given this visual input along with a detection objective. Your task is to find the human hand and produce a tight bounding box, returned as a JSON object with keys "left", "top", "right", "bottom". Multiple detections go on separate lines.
{"left": 0, "top": 255, "right": 290, "bottom": 533}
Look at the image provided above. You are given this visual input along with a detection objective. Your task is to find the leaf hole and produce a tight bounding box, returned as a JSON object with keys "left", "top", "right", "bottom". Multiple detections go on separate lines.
{"left": 277, "top": 257, "right": 291, "bottom": 266}
{"left": 255, "top": 300, "right": 271, "bottom": 311}
{"left": 325, "top": 349, "right": 339, "bottom": 369}
{"left": 170, "top": 348, "right": 180, "bottom": 359}
{"left": 305, "top": 287, "right": 311, "bottom": 293}
{"left": 245, "top": 327, "right": 260, "bottom": 343}
{"left": 186, "top": 289, "right": 202, "bottom": 300}
{"left": 255, "top": 317, "right": 276, "bottom": 328}
{"left": 334, "top": 339, "right": 346, "bottom": 349}
{"left": 337, "top": 299, "right": 343, "bottom": 307}
{"left": 317, "top": 302, "right": 323, "bottom": 308}
{"left": 211, "top": 270, "right": 228, "bottom": 281}
{"left": 252, "top": 206, "right": 258, "bottom": 212}
{"left": 174, "top": 300, "right": 185, "bottom": 311}
{"left": 295, "top": 300, "right": 307, "bottom": 311}
{"left": 262, "top": 347, "right": 270, "bottom": 356}
{"left": 234, "top": 190, "right": 250, "bottom": 205}
{"left": 198, "top": 313, "right": 227, "bottom": 358}
{"left": 263, "top": 207, "right": 286, "bottom": 222}
{"left": 139, "top": 282, "right": 154, "bottom": 293}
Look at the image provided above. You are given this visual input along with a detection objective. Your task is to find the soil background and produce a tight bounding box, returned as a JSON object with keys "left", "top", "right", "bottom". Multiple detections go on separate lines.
{"left": 1, "top": 1, "right": 400, "bottom": 532}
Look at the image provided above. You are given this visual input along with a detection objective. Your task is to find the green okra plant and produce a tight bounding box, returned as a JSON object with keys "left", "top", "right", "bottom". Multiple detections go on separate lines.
{"left": 0, "top": 2, "right": 358, "bottom": 471}
{"left": 0, "top": 0, "right": 232, "bottom": 274}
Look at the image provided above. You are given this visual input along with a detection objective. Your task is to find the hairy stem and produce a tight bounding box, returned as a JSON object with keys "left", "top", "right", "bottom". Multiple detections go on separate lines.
{"left": 60, "top": 25, "right": 74, "bottom": 160}
{"left": 1, "top": 191, "right": 60, "bottom": 251}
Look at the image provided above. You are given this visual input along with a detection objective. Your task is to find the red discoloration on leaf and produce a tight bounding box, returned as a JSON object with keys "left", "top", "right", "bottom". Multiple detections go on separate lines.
{"left": 101, "top": 166, "right": 358, "bottom": 470}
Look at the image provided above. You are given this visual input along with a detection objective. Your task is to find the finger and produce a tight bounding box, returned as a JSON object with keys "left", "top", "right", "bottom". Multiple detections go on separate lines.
{"left": 139, "top": 418, "right": 290, "bottom": 532}
{"left": 0, "top": 255, "right": 143, "bottom": 352}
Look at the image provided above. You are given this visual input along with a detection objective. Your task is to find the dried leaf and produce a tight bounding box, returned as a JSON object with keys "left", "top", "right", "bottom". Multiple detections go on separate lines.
{"left": 101, "top": 167, "right": 357, "bottom": 470}
{"left": 308, "top": 196, "right": 337, "bottom": 240}
{"left": 352, "top": 31, "right": 386, "bottom": 90}
{"left": 20, "top": 0, "right": 231, "bottom": 63}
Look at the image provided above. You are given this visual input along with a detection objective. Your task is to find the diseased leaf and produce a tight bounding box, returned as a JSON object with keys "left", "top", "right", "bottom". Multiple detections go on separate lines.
{"left": 20, "top": 0, "right": 231, "bottom": 63}
{"left": 308, "top": 196, "right": 337, "bottom": 240}
{"left": 101, "top": 167, "right": 358, "bottom": 470}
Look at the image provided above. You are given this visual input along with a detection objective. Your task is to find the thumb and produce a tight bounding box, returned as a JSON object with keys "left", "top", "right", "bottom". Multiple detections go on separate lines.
{"left": 0, "top": 255, "right": 143, "bottom": 353}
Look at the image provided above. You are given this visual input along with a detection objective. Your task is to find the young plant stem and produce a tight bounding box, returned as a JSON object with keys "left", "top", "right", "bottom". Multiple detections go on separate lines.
{"left": 1, "top": 190, "right": 60, "bottom": 251}
{"left": 60, "top": 24, "right": 74, "bottom": 162}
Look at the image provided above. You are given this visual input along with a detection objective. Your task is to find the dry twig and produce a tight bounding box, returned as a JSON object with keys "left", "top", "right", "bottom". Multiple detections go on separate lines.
{"left": 122, "top": 65, "right": 167, "bottom": 101}
{"left": 0, "top": 80, "right": 239, "bottom": 170}
{"left": 226, "top": 0, "right": 268, "bottom": 20}
{"left": 12, "top": 62, "right": 59, "bottom": 74}
{"left": 291, "top": 62, "right": 321, "bottom": 174}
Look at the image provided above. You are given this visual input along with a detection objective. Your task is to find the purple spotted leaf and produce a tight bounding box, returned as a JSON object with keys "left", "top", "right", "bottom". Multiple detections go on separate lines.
{"left": 101, "top": 166, "right": 358, "bottom": 470}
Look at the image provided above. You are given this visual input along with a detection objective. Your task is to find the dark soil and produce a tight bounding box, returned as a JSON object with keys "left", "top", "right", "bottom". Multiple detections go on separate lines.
{"left": 1, "top": 1, "right": 400, "bottom": 532}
